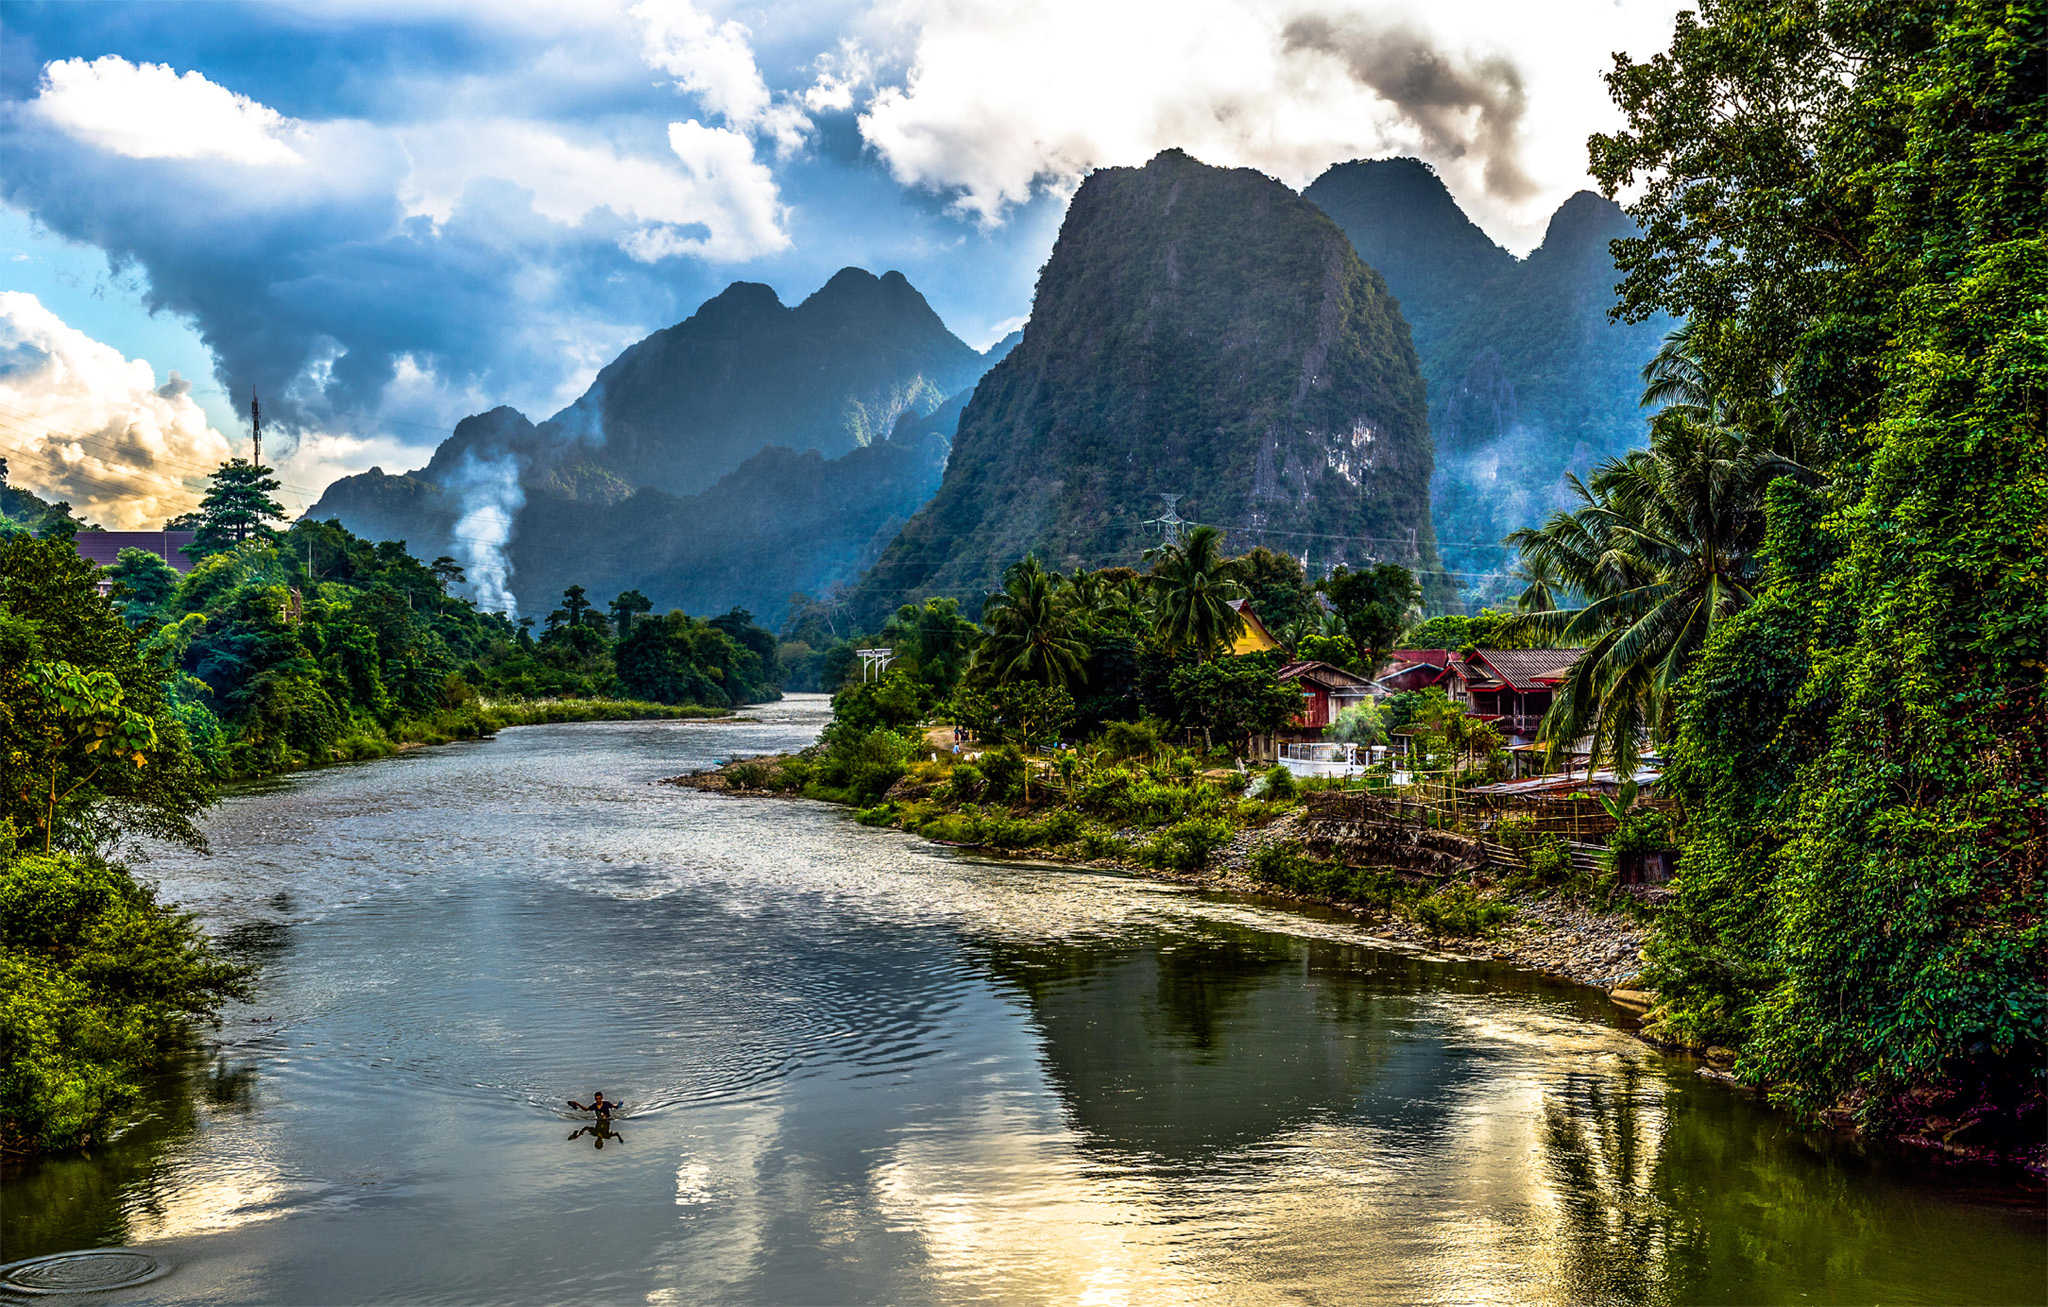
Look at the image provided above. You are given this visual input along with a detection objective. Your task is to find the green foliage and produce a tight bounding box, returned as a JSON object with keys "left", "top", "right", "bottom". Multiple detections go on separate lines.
{"left": 615, "top": 608, "right": 778, "bottom": 707}
{"left": 1260, "top": 764, "right": 1299, "bottom": 803}
{"left": 1236, "top": 547, "right": 1317, "bottom": 636}
{"left": 1097, "top": 718, "right": 1166, "bottom": 764}
{"left": 1138, "top": 816, "right": 1231, "bottom": 872}
{"left": 1601, "top": 0, "right": 2048, "bottom": 1133}
{"left": 972, "top": 556, "right": 1087, "bottom": 687}
{"left": 1404, "top": 609, "right": 1544, "bottom": 653}
{"left": 107, "top": 548, "right": 180, "bottom": 624}
{"left": 1246, "top": 842, "right": 1407, "bottom": 912}
{"left": 1410, "top": 886, "right": 1516, "bottom": 939}
{"left": 977, "top": 746, "right": 1026, "bottom": 804}
{"left": 1146, "top": 526, "right": 1247, "bottom": 660}
{"left": 1160, "top": 651, "right": 1301, "bottom": 752}
{"left": 1326, "top": 699, "right": 1384, "bottom": 746}
{"left": 950, "top": 680, "right": 1075, "bottom": 751}
{"left": 0, "top": 536, "right": 215, "bottom": 853}
{"left": 881, "top": 596, "right": 979, "bottom": 694}
{"left": 1319, "top": 562, "right": 1419, "bottom": 672}
{"left": 187, "top": 460, "right": 286, "bottom": 559}
{"left": 1, "top": 852, "right": 249, "bottom": 1153}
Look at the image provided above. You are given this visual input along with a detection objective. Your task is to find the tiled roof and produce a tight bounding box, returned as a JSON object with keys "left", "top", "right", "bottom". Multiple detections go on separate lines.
{"left": 1468, "top": 647, "right": 1582, "bottom": 690}
{"left": 1384, "top": 648, "right": 1452, "bottom": 668}
{"left": 1277, "top": 660, "right": 1376, "bottom": 689}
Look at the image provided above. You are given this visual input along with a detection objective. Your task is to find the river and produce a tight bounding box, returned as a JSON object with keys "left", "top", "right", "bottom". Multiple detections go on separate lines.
{"left": 5, "top": 695, "right": 2041, "bottom": 1304}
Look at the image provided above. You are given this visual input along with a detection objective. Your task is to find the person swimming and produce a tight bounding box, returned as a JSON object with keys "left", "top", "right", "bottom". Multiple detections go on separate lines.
{"left": 567, "top": 1090, "right": 621, "bottom": 1119}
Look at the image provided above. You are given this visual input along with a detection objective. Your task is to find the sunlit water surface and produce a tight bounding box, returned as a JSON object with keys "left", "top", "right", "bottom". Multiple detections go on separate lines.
{"left": 5, "top": 696, "right": 2041, "bottom": 1304}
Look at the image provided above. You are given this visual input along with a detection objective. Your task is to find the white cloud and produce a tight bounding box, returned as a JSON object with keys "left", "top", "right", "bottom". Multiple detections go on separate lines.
{"left": 0, "top": 292, "right": 234, "bottom": 529}
{"left": 633, "top": 0, "right": 813, "bottom": 156}
{"left": 855, "top": 0, "right": 1688, "bottom": 252}
{"left": 32, "top": 55, "right": 305, "bottom": 166}
{"left": 399, "top": 119, "right": 788, "bottom": 260}
{"left": 804, "top": 40, "right": 874, "bottom": 113}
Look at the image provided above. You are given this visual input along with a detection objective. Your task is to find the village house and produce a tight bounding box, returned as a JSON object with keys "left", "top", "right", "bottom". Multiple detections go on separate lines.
{"left": 1439, "top": 647, "right": 1583, "bottom": 746}
{"left": 71, "top": 531, "right": 200, "bottom": 595}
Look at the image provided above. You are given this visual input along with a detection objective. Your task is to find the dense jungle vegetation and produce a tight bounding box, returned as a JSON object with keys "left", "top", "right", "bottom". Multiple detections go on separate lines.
{"left": 1501, "top": 0, "right": 2043, "bottom": 1156}
{"left": 0, "top": 462, "right": 780, "bottom": 1154}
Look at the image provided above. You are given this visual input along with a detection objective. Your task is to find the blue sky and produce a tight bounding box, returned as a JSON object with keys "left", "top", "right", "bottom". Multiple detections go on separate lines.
{"left": 0, "top": 0, "right": 1684, "bottom": 522}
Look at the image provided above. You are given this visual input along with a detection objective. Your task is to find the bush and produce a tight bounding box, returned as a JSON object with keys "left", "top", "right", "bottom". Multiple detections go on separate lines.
{"left": 943, "top": 763, "right": 984, "bottom": 803}
{"left": 1261, "top": 764, "right": 1299, "bottom": 802}
{"left": 1099, "top": 719, "right": 1166, "bottom": 763}
{"left": 726, "top": 761, "right": 772, "bottom": 790}
{"left": 1496, "top": 815, "right": 1539, "bottom": 856}
{"left": 978, "top": 747, "right": 1026, "bottom": 803}
{"left": 1140, "top": 816, "right": 1231, "bottom": 872}
{"left": 1409, "top": 886, "right": 1515, "bottom": 939}
{"left": 1077, "top": 828, "right": 1130, "bottom": 861}
{"left": 852, "top": 803, "right": 897, "bottom": 827}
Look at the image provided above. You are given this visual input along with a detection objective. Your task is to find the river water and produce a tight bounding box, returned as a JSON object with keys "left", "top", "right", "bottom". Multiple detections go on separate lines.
{"left": 5, "top": 696, "right": 2041, "bottom": 1304}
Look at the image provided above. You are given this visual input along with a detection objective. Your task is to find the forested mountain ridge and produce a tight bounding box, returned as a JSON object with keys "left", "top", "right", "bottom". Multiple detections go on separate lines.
{"left": 1303, "top": 159, "right": 1674, "bottom": 600}
{"left": 844, "top": 149, "right": 1447, "bottom": 628}
{"left": 307, "top": 269, "right": 1001, "bottom": 619}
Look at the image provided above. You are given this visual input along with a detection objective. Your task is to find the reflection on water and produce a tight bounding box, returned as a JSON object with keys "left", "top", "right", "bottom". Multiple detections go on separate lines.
{"left": 1, "top": 696, "right": 2038, "bottom": 1305}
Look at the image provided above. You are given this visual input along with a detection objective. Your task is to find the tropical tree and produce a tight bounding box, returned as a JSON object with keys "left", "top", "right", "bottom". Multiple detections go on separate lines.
{"left": 608, "top": 589, "right": 653, "bottom": 637}
{"left": 1511, "top": 555, "right": 1563, "bottom": 613}
{"left": 1318, "top": 562, "right": 1419, "bottom": 673}
{"left": 1507, "top": 412, "right": 1804, "bottom": 778}
{"left": 972, "top": 556, "right": 1088, "bottom": 687}
{"left": 187, "top": 460, "right": 286, "bottom": 559}
{"left": 1145, "top": 525, "right": 1245, "bottom": 660}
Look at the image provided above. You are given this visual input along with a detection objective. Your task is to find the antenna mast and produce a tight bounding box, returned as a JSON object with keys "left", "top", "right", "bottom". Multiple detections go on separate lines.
{"left": 250, "top": 392, "right": 263, "bottom": 467}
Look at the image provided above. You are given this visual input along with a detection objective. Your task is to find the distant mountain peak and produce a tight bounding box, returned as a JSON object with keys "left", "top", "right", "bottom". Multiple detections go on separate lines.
{"left": 846, "top": 150, "right": 1445, "bottom": 624}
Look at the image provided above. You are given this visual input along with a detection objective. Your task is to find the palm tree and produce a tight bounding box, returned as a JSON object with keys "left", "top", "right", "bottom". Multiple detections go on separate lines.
{"left": 1507, "top": 413, "right": 1805, "bottom": 779}
{"left": 972, "top": 556, "right": 1088, "bottom": 687}
{"left": 1145, "top": 525, "right": 1246, "bottom": 660}
{"left": 1511, "top": 554, "right": 1564, "bottom": 613}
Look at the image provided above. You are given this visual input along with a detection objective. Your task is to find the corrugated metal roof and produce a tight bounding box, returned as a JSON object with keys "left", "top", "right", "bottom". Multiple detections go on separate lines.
{"left": 1468, "top": 647, "right": 1582, "bottom": 690}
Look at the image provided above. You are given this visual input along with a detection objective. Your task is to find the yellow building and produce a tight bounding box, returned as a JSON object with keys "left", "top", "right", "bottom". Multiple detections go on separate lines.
{"left": 1226, "top": 599, "right": 1284, "bottom": 655}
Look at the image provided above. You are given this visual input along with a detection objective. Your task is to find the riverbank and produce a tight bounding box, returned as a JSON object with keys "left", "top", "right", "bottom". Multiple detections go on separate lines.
{"left": 235, "top": 698, "right": 740, "bottom": 777}
{"left": 665, "top": 755, "right": 1654, "bottom": 994}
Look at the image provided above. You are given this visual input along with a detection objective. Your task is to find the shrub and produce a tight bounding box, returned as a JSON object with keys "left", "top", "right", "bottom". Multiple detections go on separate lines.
{"left": 978, "top": 747, "right": 1026, "bottom": 803}
{"left": 1261, "top": 764, "right": 1299, "bottom": 802}
{"left": 1077, "top": 828, "right": 1130, "bottom": 861}
{"left": 944, "top": 763, "right": 984, "bottom": 803}
{"left": 1099, "top": 719, "right": 1165, "bottom": 763}
{"left": 726, "top": 761, "right": 772, "bottom": 790}
{"left": 1140, "top": 816, "right": 1232, "bottom": 872}
{"left": 1409, "top": 886, "right": 1515, "bottom": 939}
{"left": 1496, "top": 815, "right": 1540, "bottom": 856}
{"left": 852, "top": 803, "right": 897, "bottom": 827}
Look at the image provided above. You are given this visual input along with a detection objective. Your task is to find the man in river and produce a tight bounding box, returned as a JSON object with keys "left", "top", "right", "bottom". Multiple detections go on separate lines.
{"left": 567, "top": 1091, "right": 621, "bottom": 1120}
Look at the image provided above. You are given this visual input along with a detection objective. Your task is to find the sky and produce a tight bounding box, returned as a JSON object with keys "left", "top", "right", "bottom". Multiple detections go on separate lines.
{"left": 0, "top": 0, "right": 1687, "bottom": 524}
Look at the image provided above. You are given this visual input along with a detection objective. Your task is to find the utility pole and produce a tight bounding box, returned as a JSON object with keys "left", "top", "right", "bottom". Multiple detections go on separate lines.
{"left": 251, "top": 392, "right": 263, "bottom": 468}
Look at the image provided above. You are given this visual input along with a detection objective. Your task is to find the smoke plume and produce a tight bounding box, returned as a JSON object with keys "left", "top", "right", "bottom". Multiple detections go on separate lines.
{"left": 444, "top": 450, "right": 526, "bottom": 617}
{"left": 1282, "top": 14, "right": 1534, "bottom": 201}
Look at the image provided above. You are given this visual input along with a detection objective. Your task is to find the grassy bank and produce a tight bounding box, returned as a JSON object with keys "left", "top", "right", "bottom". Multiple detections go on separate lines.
{"left": 256, "top": 698, "right": 735, "bottom": 772}
{"left": 680, "top": 747, "right": 1526, "bottom": 945}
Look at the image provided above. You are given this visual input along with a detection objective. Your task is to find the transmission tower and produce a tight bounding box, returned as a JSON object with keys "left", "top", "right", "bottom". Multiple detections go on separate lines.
{"left": 1142, "top": 493, "right": 1187, "bottom": 538}
{"left": 250, "top": 391, "right": 263, "bottom": 468}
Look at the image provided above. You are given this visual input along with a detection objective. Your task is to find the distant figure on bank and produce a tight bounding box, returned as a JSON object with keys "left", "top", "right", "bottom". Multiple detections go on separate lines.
{"left": 567, "top": 1090, "right": 620, "bottom": 1119}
